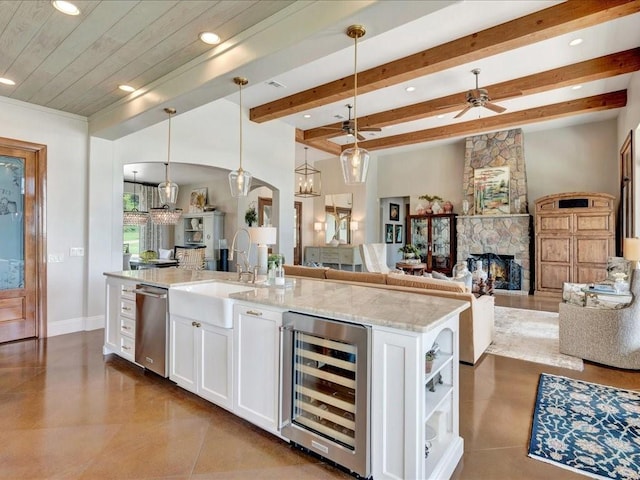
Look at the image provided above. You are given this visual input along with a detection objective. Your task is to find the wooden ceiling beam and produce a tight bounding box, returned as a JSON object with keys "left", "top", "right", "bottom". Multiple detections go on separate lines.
{"left": 295, "top": 128, "right": 341, "bottom": 156}
{"left": 343, "top": 90, "right": 627, "bottom": 152}
{"left": 250, "top": 0, "right": 640, "bottom": 123}
{"left": 303, "top": 48, "right": 640, "bottom": 141}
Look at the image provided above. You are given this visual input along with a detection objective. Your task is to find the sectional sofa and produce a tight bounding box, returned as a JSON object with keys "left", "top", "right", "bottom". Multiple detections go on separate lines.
{"left": 283, "top": 265, "right": 495, "bottom": 365}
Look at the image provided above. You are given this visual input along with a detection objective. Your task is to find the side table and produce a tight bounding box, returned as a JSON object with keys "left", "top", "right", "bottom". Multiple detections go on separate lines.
{"left": 395, "top": 262, "right": 427, "bottom": 276}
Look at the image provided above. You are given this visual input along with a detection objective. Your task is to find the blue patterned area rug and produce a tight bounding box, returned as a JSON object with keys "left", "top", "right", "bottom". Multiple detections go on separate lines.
{"left": 529, "top": 374, "right": 640, "bottom": 479}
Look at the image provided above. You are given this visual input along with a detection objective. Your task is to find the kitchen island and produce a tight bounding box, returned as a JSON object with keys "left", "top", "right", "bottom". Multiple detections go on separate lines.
{"left": 104, "top": 269, "right": 469, "bottom": 479}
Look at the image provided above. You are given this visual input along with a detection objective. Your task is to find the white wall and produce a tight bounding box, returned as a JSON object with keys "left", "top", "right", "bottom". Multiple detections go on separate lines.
{"left": 0, "top": 97, "right": 89, "bottom": 335}
{"left": 113, "top": 97, "right": 297, "bottom": 275}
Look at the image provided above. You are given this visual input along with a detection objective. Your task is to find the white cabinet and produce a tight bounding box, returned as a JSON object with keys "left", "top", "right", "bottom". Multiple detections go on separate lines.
{"left": 170, "top": 314, "right": 233, "bottom": 410}
{"left": 371, "top": 315, "right": 463, "bottom": 480}
{"left": 174, "top": 212, "right": 224, "bottom": 268}
{"left": 104, "top": 277, "right": 137, "bottom": 361}
{"left": 233, "top": 303, "right": 283, "bottom": 433}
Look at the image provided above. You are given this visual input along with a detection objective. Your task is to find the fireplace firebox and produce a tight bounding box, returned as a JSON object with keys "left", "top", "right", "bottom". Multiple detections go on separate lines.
{"left": 467, "top": 253, "right": 522, "bottom": 291}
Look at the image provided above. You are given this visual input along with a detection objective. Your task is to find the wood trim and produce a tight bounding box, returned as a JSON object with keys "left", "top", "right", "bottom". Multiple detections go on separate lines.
{"left": 251, "top": 0, "right": 640, "bottom": 123}
{"left": 346, "top": 91, "right": 627, "bottom": 152}
{"left": 619, "top": 129, "right": 634, "bottom": 254}
{"left": 303, "top": 49, "right": 640, "bottom": 142}
{"left": 0, "top": 136, "right": 47, "bottom": 338}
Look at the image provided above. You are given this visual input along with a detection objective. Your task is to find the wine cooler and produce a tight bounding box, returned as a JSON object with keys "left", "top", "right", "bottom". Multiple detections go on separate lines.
{"left": 281, "top": 311, "right": 370, "bottom": 478}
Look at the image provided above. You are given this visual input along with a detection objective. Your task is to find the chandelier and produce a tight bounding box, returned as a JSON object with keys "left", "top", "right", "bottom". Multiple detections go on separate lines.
{"left": 123, "top": 170, "right": 149, "bottom": 225}
{"left": 294, "top": 147, "right": 321, "bottom": 198}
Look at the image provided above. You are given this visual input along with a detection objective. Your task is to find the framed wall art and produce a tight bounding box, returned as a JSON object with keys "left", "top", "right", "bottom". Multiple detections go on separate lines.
{"left": 385, "top": 224, "right": 394, "bottom": 243}
{"left": 389, "top": 203, "right": 400, "bottom": 221}
{"left": 474, "top": 166, "right": 510, "bottom": 215}
{"left": 394, "top": 224, "right": 403, "bottom": 243}
{"left": 189, "top": 188, "right": 207, "bottom": 213}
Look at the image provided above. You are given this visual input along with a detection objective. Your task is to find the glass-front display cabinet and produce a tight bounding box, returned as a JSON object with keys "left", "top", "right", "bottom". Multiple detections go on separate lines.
{"left": 407, "top": 214, "right": 457, "bottom": 275}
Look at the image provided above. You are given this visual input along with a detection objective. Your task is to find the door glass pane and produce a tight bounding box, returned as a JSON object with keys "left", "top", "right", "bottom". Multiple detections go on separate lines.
{"left": 0, "top": 156, "right": 25, "bottom": 290}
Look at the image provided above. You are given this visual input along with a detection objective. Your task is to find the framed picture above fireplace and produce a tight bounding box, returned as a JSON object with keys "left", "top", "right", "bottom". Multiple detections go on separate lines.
{"left": 474, "top": 166, "right": 510, "bottom": 215}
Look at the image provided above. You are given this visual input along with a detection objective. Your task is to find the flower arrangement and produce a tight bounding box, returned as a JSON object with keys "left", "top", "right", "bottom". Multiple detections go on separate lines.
{"left": 418, "top": 194, "right": 444, "bottom": 203}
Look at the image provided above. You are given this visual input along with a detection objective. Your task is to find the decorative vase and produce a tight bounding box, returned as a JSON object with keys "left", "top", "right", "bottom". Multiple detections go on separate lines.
{"left": 191, "top": 218, "right": 199, "bottom": 230}
{"left": 452, "top": 261, "right": 472, "bottom": 291}
{"left": 443, "top": 201, "right": 453, "bottom": 214}
{"left": 431, "top": 201, "right": 442, "bottom": 215}
{"left": 472, "top": 262, "right": 488, "bottom": 285}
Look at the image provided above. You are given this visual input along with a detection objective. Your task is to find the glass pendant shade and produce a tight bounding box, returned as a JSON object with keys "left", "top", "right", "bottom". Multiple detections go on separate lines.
{"left": 340, "top": 146, "right": 370, "bottom": 185}
{"left": 150, "top": 205, "right": 182, "bottom": 225}
{"left": 123, "top": 170, "right": 149, "bottom": 225}
{"left": 158, "top": 179, "right": 179, "bottom": 205}
{"left": 229, "top": 167, "right": 252, "bottom": 198}
{"left": 229, "top": 77, "right": 252, "bottom": 197}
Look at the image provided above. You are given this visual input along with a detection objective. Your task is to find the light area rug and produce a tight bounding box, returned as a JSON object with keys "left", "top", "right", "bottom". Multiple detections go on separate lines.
{"left": 487, "top": 306, "right": 584, "bottom": 371}
{"left": 529, "top": 373, "right": 640, "bottom": 479}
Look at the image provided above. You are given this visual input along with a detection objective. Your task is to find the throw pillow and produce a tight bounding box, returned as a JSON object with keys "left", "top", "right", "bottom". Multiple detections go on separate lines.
{"left": 158, "top": 248, "right": 173, "bottom": 259}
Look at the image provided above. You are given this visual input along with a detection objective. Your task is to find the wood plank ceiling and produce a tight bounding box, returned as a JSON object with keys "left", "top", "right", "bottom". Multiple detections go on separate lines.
{"left": 252, "top": 0, "right": 640, "bottom": 156}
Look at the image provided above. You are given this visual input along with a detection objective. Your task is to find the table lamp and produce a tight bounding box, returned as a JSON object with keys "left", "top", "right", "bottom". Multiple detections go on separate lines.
{"left": 248, "top": 226, "right": 277, "bottom": 275}
{"left": 624, "top": 237, "right": 640, "bottom": 269}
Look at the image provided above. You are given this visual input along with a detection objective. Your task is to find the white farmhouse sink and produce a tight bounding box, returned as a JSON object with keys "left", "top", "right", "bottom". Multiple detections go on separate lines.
{"left": 169, "top": 282, "right": 256, "bottom": 328}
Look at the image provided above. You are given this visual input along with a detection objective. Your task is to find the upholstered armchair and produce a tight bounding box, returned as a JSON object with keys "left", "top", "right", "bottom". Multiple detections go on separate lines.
{"left": 558, "top": 268, "right": 640, "bottom": 369}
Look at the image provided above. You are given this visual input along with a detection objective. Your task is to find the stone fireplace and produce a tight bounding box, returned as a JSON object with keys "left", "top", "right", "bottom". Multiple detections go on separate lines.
{"left": 457, "top": 129, "right": 532, "bottom": 293}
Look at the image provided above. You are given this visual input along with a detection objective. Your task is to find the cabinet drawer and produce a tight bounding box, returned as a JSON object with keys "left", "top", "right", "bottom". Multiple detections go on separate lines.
{"left": 121, "top": 284, "right": 136, "bottom": 300}
{"left": 120, "top": 335, "right": 135, "bottom": 358}
{"left": 120, "top": 298, "right": 135, "bottom": 319}
{"left": 120, "top": 316, "right": 135, "bottom": 338}
{"left": 339, "top": 249, "right": 354, "bottom": 263}
{"left": 305, "top": 248, "right": 320, "bottom": 262}
{"left": 321, "top": 251, "right": 340, "bottom": 263}
{"left": 537, "top": 214, "right": 571, "bottom": 233}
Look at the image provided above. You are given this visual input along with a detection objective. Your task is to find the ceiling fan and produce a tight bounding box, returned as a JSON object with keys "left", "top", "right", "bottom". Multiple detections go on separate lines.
{"left": 328, "top": 104, "right": 381, "bottom": 141}
{"left": 454, "top": 68, "right": 506, "bottom": 119}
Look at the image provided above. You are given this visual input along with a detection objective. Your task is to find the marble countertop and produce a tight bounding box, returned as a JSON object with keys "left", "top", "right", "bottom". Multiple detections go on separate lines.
{"left": 104, "top": 269, "right": 469, "bottom": 333}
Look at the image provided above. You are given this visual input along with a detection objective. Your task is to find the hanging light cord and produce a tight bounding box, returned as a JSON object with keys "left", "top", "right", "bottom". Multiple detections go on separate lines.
{"left": 353, "top": 31, "right": 359, "bottom": 148}
{"left": 166, "top": 110, "right": 172, "bottom": 181}
{"left": 239, "top": 81, "right": 243, "bottom": 171}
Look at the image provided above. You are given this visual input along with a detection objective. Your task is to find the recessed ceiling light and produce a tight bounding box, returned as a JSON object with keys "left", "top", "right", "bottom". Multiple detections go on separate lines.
{"left": 118, "top": 84, "right": 135, "bottom": 93}
{"left": 0, "top": 77, "right": 16, "bottom": 86}
{"left": 569, "top": 38, "right": 583, "bottom": 47}
{"left": 303, "top": 114, "right": 311, "bottom": 119}
{"left": 405, "top": 86, "right": 416, "bottom": 92}
{"left": 199, "top": 32, "right": 221, "bottom": 45}
{"left": 571, "top": 85, "right": 583, "bottom": 90}
{"left": 51, "top": 1, "right": 80, "bottom": 15}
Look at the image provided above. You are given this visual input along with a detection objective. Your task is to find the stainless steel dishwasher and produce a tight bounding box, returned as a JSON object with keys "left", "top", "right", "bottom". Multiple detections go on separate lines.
{"left": 135, "top": 284, "right": 169, "bottom": 377}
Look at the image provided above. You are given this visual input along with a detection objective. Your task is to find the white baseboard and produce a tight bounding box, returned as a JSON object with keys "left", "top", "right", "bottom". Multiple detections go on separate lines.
{"left": 48, "top": 315, "right": 105, "bottom": 337}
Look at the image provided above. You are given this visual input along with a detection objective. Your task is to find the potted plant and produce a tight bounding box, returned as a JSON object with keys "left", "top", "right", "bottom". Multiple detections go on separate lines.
{"left": 425, "top": 349, "right": 437, "bottom": 373}
{"left": 245, "top": 204, "right": 257, "bottom": 226}
{"left": 398, "top": 243, "right": 421, "bottom": 260}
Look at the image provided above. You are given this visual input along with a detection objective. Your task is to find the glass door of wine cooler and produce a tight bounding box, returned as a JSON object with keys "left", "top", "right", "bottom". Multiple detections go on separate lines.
{"left": 281, "top": 311, "right": 370, "bottom": 478}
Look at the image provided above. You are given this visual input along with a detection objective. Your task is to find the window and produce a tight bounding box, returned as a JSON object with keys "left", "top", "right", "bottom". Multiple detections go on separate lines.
{"left": 123, "top": 193, "right": 142, "bottom": 254}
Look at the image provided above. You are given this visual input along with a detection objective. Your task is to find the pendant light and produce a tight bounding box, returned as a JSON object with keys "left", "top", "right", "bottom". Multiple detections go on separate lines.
{"left": 294, "top": 147, "right": 321, "bottom": 198}
{"left": 150, "top": 107, "right": 182, "bottom": 225}
{"left": 229, "top": 77, "right": 253, "bottom": 197}
{"left": 123, "top": 170, "right": 149, "bottom": 225}
{"left": 340, "top": 25, "right": 370, "bottom": 185}
{"left": 158, "top": 107, "right": 179, "bottom": 205}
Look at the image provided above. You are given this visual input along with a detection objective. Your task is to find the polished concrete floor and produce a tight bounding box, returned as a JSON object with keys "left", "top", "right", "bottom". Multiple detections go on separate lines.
{"left": 1, "top": 295, "right": 638, "bottom": 480}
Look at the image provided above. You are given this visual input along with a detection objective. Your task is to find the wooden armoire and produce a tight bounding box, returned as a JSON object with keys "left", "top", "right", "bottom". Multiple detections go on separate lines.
{"left": 534, "top": 192, "right": 615, "bottom": 295}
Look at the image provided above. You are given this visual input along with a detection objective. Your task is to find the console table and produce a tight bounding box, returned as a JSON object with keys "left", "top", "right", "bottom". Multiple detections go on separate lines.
{"left": 304, "top": 245, "right": 362, "bottom": 271}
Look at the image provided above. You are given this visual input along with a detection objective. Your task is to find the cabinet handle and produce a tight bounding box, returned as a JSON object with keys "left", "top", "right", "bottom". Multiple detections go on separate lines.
{"left": 122, "top": 306, "right": 131, "bottom": 311}
{"left": 122, "top": 325, "right": 130, "bottom": 330}
{"left": 192, "top": 321, "right": 201, "bottom": 328}
{"left": 122, "top": 345, "right": 130, "bottom": 350}
{"left": 246, "top": 310, "right": 262, "bottom": 317}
